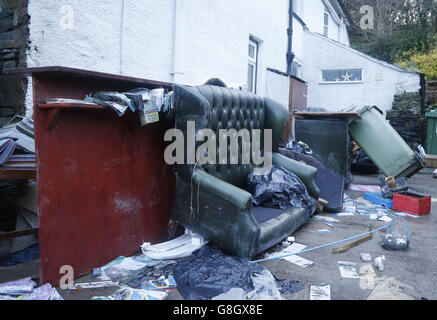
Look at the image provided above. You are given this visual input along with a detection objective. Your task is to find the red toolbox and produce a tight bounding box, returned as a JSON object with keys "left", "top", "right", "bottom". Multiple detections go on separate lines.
{"left": 393, "top": 192, "right": 431, "bottom": 216}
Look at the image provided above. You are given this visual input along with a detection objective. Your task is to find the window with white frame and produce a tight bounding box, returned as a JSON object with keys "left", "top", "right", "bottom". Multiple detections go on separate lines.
{"left": 247, "top": 39, "right": 258, "bottom": 93}
{"left": 321, "top": 69, "right": 363, "bottom": 83}
{"left": 323, "top": 10, "right": 329, "bottom": 36}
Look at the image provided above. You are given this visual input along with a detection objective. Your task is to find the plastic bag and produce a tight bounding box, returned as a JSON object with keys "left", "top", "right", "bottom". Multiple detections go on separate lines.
{"left": 173, "top": 246, "right": 304, "bottom": 300}
{"left": 247, "top": 165, "right": 315, "bottom": 218}
{"left": 285, "top": 139, "right": 313, "bottom": 155}
{"left": 246, "top": 270, "right": 283, "bottom": 300}
{"left": 111, "top": 288, "right": 168, "bottom": 300}
{"left": 380, "top": 217, "right": 411, "bottom": 251}
{"left": 212, "top": 270, "right": 283, "bottom": 300}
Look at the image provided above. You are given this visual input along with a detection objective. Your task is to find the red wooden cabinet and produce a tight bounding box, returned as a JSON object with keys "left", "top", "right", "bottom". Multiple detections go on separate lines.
{"left": 5, "top": 67, "right": 176, "bottom": 285}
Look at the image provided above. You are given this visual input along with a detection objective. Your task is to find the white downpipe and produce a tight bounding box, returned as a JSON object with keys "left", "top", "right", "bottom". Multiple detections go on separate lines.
{"left": 172, "top": 0, "right": 186, "bottom": 83}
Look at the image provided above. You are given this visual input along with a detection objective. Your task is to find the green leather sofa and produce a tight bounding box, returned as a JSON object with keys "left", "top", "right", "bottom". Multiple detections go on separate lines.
{"left": 170, "top": 84, "right": 320, "bottom": 258}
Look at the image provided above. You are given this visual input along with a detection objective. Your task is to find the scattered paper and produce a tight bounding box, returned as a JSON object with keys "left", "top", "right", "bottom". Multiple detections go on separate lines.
{"left": 392, "top": 211, "right": 420, "bottom": 218}
{"left": 141, "top": 275, "right": 177, "bottom": 290}
{"left": 360, "top": 253, "right": 372, "bottom": 262}
{"left": 117, "top": 257, "right": 148, "bottom": 271}
{"left": 265, "top": 243, "right": 315, "bottom": 269}
{"left": 338, "top": 261, "right": 360, "bottom": 279}
{"left": 312, "top": 216, "right": 339, "bottom": 223}
{"left": 282, "top": 243, "right": 315, "bottom": 269}
{"left": 92, "top": 288, "right": 168, "bottom": 300}
{"left": 347, "top": 184, "right": 381, "bottom": 193}
{"left": 283, "top": 242, "right": 305, "bottom": 251}
{"left": 284, "top": 255, "right": 316, "bottom": 269}
{"left": 0, "top": 277, "right": 36, "bottom": 296}
{"left": 73, "top": 280, "right": 119, "bottom": 290}
{"left": 335, "top": 212, "right": 356, "bottom": 216}
{"left": 310, "top": 284, "right": 331, "bottom": 300}
{"left": 378, "top": 215, "right": 392, "bottom": 222}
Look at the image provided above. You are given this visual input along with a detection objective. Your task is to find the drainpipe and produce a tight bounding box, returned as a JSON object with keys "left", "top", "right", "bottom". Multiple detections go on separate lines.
{"left": 419, "top": 73, "right": 426, "bottom": 146}
{"left": 172, "top": 0, "right": 186, "bottom": 83}
{"left": 286, "top": 0, "right": 295, "bottom": 75}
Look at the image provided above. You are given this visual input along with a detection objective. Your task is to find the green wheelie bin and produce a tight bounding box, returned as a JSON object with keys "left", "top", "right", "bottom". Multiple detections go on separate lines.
{"left": 349, "top": 106, "right": 424, "bottom": 178}
{"left": 426, "top": 110, "right": 437, "bottom": 155}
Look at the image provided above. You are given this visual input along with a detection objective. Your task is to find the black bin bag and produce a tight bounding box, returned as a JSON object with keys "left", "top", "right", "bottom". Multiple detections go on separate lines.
{"left": 247, "top": 165, "right": 315, "bottom": 220}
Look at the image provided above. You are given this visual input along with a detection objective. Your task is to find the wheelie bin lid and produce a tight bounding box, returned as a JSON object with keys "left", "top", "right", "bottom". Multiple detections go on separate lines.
{"left": 425, "top": 111, "right": 437, "bottom": 118}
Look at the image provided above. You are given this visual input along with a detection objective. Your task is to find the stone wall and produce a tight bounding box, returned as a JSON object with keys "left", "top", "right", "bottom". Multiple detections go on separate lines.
{"left": 0, "top": 0, "right": 29, "bottom": 126}
{"left": 386, "top": 92, "right": 423, "bottom": 149}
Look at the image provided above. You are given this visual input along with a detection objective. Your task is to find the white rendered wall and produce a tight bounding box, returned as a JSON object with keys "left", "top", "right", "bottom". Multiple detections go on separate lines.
{"left": 27, "top": 0, "right": 175, "bottom": 79}
{"left": 265, "top": 70, "right": 290, "bottom": 110}
{"left": 182, "top": 0, "right": 290, "bottom": 97}
{"left": 301, "top": 31, "right": 420, "bottom": 113}
{"left": 23, "top": 0, "right": 361, "bottom": 116}
{"left": 25, "top": 0, "right": 175, "bottom": 115}
{"left": 25, "top": 0, "right": 293, "bottom": 113}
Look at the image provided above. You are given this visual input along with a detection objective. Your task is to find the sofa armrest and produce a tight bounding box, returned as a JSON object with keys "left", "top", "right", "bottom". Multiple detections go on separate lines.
{"left": 191, "top": 169, "right": 253, "bottom": 212}
{"left": 264, "top": 98, "right": 288, "bottom": 151}
{"left": 272, "top": 152, "right": 320, "bottom": 199}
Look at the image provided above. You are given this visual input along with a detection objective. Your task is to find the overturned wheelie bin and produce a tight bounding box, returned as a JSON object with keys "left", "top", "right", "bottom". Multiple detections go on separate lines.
{"left": 349, "top": 106, "right": 424, "bottom": 179}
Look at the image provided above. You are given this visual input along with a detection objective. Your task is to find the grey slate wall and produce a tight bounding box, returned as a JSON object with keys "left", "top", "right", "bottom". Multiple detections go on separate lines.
{"left": 0, "top": 0, "right": 29, "bottom": 126}
{"left": 386, "top": 92, "right": 423, "bottom": 149}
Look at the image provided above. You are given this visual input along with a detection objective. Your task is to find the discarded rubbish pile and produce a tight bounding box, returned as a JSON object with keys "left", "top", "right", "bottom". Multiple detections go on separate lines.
{"left": 172, "top": 246, "right": 304, "bottom": 300}
{"left": 44, "top": 87, "right": 174, "bottom": 127}
{"left": 76, "top": 232, "right": 206, "bottom": 300}
{"left": 284, "top": 139, "right": 313, "bottom": 156}
{"left": 247, "top": 165, "right": 315, "bottom": 219}
{"left": 82, "top": 254, "right": 177, "bottom": 300}
{"left": 279, "top": 138, "right": 345, "bottom": 213}
{"left": 0, "top": 117, "right": 35, "bottom": 169}
{"left": 85, "top": 87, "right": 174, "bottom": 125}
{"left": 0, "top": 277, "right": 62, "bottom": 300}
{"left": 170, "top": 84, "right": 321, "bottom": 259}
{"left": 289, "top": 105, "right": 428, "bottom": 215}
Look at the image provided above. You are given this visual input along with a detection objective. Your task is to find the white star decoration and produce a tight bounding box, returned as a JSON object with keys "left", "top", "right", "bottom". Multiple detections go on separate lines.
{"left": 341, "top": 72, "right": 353, "bottom": 81}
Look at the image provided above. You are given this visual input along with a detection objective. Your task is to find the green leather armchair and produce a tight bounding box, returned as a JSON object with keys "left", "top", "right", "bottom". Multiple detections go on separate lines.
{"left": 171, "top": 84, "right": 320, "bottom": 258}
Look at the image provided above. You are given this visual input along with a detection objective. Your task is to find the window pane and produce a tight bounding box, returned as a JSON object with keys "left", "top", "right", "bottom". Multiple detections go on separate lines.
{"left": 247, "top": 63, "right": 254, "bottom": 92}
{"left": 322, "top": 69, "right": 362, "bottom": 82}
{"left": 324, "top": 12, "right": 329, "bottom": 25}
{"left": 249, "top": 45, "right": 255, "bottom": 59}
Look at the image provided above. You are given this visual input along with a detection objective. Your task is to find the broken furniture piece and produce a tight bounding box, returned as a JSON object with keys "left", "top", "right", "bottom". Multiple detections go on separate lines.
{"left": 4, "top": 66, "right": 176, "bottom": 285}
{"left": 171, "top": 85, "right": 320, "bottom": 258}
{"left": 278, "top": 146, "right": 344, "bottom": 213}
{"left": 294, "top": 112, "right": 360, "bottom": 186}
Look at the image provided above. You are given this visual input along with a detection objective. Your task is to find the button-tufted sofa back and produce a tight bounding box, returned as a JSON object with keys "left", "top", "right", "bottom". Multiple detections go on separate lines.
{"left": 173, "top": 84, "right": 287, "bottom": 189}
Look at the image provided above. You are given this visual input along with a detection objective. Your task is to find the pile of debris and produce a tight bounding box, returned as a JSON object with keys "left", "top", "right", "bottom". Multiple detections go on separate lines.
{"left": 0, "top": 117, "right": 35, "bottom": 169}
